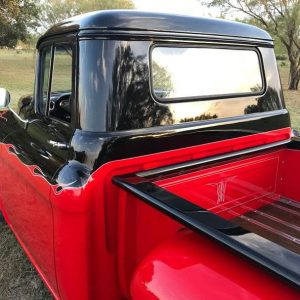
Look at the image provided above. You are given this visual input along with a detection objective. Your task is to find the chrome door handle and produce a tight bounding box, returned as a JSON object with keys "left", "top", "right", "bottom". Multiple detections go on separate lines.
{"left": 48, "top": 140, "right": 70, "bottom": 150}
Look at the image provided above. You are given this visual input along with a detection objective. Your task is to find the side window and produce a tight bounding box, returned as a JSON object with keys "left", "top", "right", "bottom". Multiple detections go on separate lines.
{"left": 49, "top": 45, "right": 73, "bottom": 123}
{"left": 39, "top": 43, "right": 73, "bottom": 123}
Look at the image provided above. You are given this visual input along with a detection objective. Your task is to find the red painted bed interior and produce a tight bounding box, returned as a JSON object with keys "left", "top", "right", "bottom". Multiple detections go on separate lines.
{"left": 155, "top": 150, "right": 282, "bottom": 219}
{"left": 154, "top": 147, "right": 300, "bottom": 254}
{"left": 1, "top": 127, "right": 299, "bottom": 299}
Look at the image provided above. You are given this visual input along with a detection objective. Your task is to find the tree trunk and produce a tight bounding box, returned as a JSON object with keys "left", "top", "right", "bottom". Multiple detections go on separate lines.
{"left": 287, "top": 50, "right": 300, "bottom": 90}
{"left": 288, "top": 64, "right": 300, "bottom": 90}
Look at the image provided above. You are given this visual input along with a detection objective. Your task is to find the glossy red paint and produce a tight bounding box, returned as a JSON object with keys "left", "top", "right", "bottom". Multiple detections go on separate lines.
{"left": 155, "top": 150, "right": 282, "bottom": 219}
{"left": 1, "top": 127, "right": 300, "bottom": 299}
{"left": 279, "top": 148, "right": 300, "bottom": 202}
{"left": 0, "top": 144, "right": 58, "bottom": 297}
{"left": 131, "top": 229, "right": 300, "bottom": 300}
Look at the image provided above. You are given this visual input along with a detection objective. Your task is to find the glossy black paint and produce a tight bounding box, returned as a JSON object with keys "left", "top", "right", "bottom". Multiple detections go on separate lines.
{"left": 40, "top": 10, "right": 272, "bottom": 45}
{"left": 72, "top": 110, "right": 289, "bottom": 163}
{"left": 77, "top": 40, "right": 283, "bottom": 132}
{"left": 287, "top": 136, "right": 300, "bottom": 149}
{"left": 0, "top": 109, "right": 72, "bottom": 184}
{"left": 0, "top": 13, "right": 290, "bottom": 188}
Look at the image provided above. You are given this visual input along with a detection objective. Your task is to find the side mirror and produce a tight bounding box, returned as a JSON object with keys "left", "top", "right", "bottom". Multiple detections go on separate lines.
{"left": 0, "top": 88, "right": 10, "bottom": 108}
{"left": 17, "top": 94, "right": 33, "bottom": 119}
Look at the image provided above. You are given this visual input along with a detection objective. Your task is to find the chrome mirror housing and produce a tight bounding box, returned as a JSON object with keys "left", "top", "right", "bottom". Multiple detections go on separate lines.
{"left": 0, "top": 88, "right": 10, "bottom": 108}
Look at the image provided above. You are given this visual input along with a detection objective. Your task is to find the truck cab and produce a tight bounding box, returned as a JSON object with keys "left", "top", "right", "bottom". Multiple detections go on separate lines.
{"left": 0, "top": 10, "right": 299, "bottom": 299}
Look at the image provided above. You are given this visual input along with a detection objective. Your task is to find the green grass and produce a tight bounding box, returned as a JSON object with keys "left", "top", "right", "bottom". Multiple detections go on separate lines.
{"left": 0, "top": 49, "right": 36, "bottom": 108}
{"left": 0, "top": 49, "right": 300, "bottom": 130}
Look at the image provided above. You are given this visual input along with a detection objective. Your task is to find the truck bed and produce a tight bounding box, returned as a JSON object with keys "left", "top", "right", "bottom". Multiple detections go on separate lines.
{"left": 234, "top": 197, "right": 300, "bottom": 255}
{"left": 114, "top": 144, "right": 300, "bottom": 287}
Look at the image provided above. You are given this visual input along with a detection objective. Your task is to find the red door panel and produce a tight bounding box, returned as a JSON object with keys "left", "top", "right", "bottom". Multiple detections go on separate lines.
{"left": 0, "top": 144, "right": 57, "bottom": 295}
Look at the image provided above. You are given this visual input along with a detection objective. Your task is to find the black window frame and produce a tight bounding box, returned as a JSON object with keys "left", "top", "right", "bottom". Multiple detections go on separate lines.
{"left": 149, "top": 43, "right": 266, "bottom": 103}
{"left": 36, "top": 35, "right": 77, "bottom": 128}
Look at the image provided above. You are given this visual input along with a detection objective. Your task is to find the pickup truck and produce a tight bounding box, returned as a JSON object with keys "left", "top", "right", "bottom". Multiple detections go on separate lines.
{"left": 0, "top": 10, "right": 299, "bottom": 300}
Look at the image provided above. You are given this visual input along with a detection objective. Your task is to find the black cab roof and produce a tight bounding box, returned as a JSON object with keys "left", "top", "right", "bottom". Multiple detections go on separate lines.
{"left": 41, "top": 9, "right": 272, "bottom": 42}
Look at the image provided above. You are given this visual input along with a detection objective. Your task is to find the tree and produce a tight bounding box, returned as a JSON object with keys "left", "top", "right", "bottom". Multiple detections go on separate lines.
{"left": 207, "top": 0, "right": 300, "bottom": 90}
{"left": 152, "top": 61, "right": 173, "bottom": 98}
{"left": 42, "top": 0, "right": 134, "bottom": 30}
{"left": 0, "top": 0, "right": 40, "bottom": 48}
{"left": 109, "top": 43, "right": 174, "bottom": 130}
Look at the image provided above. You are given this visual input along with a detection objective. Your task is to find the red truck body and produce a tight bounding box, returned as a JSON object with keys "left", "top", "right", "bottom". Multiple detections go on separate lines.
{"left": 0, "top": 10, "right": 299, "bottom": 299}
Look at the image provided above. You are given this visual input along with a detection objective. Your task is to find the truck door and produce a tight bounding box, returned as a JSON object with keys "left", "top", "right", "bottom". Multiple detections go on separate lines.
{"left": 0, "top": 37, "right": 76, "bottom": 293}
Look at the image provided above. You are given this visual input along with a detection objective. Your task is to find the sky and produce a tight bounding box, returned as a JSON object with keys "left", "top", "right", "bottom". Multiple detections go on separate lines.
{"left": 133, "top": 0, "right": 220, "bottom": 18}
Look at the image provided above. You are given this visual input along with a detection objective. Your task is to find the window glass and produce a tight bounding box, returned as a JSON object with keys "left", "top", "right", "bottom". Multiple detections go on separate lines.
{"left": 151, "top": 47, "right": 263, "bottom": 100}
{"left": 49, "top": 44, "right": 73, "bottom": 123}
{"left": 51, "top": 45, "right": 72, "bottom": 93}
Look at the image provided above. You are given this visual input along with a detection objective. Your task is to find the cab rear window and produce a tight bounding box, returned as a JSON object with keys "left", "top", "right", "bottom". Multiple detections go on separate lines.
{"left": 151, "top": 46, "right": 264, "bottom": 101}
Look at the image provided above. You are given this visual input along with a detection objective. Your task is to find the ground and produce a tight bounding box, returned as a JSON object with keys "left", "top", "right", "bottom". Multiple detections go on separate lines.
{"left": 0, "top": 223, "right": 52, "bottom": 299}
{"left": 0, "top": 49, "right": 299, "bottom": 299}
